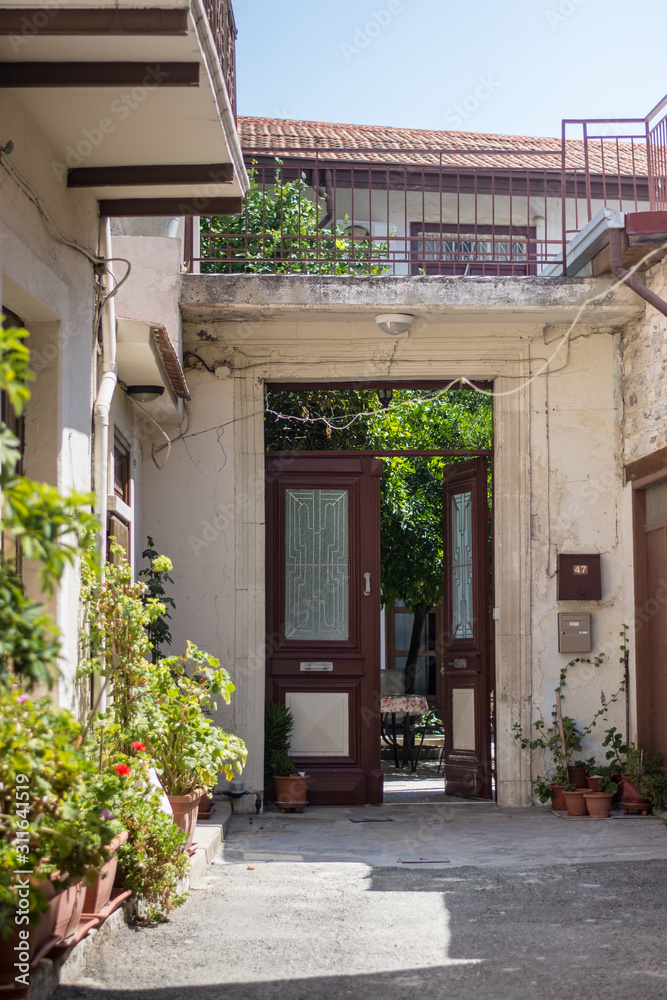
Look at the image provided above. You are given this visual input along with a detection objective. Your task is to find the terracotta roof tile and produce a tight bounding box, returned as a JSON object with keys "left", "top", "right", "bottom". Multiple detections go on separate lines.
{"left": 238, "top": 117, "right": 646, "bottom": 174}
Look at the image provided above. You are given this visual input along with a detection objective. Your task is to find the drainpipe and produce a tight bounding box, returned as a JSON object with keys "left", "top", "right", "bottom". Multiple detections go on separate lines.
{"left": 609, "top": 227, "right": 667, "bottom": 319}
{"left": 93, "top": 217, "right": 118, "bottom": 547}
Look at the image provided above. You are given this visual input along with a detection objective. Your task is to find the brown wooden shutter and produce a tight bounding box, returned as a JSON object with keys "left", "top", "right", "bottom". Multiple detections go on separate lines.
{"left": 107, "top": 513, "right": 130, "bottom": 564}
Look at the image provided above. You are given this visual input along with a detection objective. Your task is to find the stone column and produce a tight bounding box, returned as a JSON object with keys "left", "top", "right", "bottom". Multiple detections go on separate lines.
{"left": 493, "top": 365, "right": 533, "bottom": 807}
{"left": 232, "top": 373, "right": 266, "bottom": 794}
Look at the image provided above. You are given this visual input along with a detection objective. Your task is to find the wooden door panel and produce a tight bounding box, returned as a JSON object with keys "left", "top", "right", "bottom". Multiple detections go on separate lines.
{"left": 266, "top": 454, "right": 383, "bottom": 805}
{"left": 441, "top": 457, "right": 493, "bottom": 799}
{"left": 645, "top": 524, "right": 667, "bottom": 759}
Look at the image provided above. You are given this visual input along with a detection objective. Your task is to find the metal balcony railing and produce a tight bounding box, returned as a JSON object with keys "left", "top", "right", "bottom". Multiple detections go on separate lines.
{"left": 184, "top": 97, "right": 667, "bottom": 276}
{"left": 202, "top": 0, "right": 237, "bottom": 117}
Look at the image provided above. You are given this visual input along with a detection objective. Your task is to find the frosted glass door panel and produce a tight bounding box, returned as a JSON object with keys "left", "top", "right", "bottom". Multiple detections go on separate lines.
{"left": 285, "top": 489, "right": 349, "bottom": 641}
{"left": 451, "top": 490, "right": 473, "bottom": 639}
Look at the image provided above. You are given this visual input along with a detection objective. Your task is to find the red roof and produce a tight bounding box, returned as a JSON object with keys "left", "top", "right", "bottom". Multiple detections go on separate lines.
{"left": 238, "top": 116, "right": 647, "bottom": 174}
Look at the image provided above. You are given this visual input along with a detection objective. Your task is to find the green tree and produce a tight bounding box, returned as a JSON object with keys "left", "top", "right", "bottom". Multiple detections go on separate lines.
{"left": 200, "top": 162, "right": 390, "bottom": 275}
{"left": 265, "top": 388, "right": 492, "bottom": 693}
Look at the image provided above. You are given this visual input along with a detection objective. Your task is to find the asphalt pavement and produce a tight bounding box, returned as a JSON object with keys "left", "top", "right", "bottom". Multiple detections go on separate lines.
{"left": 55, "top": 803, "right": 667, "bottom": 1000}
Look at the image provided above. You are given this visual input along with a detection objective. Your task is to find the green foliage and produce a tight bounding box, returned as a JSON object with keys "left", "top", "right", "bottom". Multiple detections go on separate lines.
{"left": 602, "top": 726, "right": 630, "bottom": 771}
{"left": 597, "top": 775, "right": 618, "bottom": 795}
{"left": 109, "top": 761, "right": 189, "bottom": 921}
{"left": 264, "top": 702, "right": 294, "bottom": 781}
{"left": 83, "top": 554, "right": 247, "bottom": 794}
{"left": 0, "top": 684, "right": 120, "bottom": 937}
{"left": 139, "top": 537, "right": 175, "bottom": 662}
{"left": 621, "top": 744, "right": 667, "bottom": 809}
{"left": 200, "top": 162, "right": 390, "bottom": 275}
{"left": 80, "top": 544, "right": 164, "bottom": 745}
{"left": 533, "top": 776, "right": 556, "bottom": 803}
{"left": 271, "top": 749, "right": 296, "bottom": 777}
{"left": 130, "top": 642, "right": 247, "bottom": 796}
{"left": 0, "top": 564, "right": 60, "bottom": 687}
{"left": 515, "top": 628, "right": 629, "bottom": 801}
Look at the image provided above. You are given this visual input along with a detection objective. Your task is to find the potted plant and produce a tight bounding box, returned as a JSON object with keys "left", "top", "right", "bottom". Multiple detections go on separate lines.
{"left": 618, "top": 744, "right": 667, "bottom": 815}
{"left": 562, "top": 785, "right": 588, "bottom": 816}
{"left": 0, "top": 686, "right": 121, "bottom": 972}
{"left": 264, "top": 703, "right": 309, "bottom": 811}
{"left": 513, "top": 629, "right": 628, "bottom": 808}
{"left": 264, "top": 702, "right": 294, "bottom": 786}
{"left": 130, "top": 643, "right": 247, "bottom": 848}
{"left": 272, "top": 750, "right": 310, "bottom": 813}
{"left": 584, "top": 775, "right": 618, "bottom": 818}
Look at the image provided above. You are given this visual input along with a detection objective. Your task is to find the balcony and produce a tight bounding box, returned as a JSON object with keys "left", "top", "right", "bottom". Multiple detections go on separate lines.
{"left": 184, "top": 96, "right": 667, "bottom": 277}
{"left": 0, "top": 0, "right": 246, "bottom": 215}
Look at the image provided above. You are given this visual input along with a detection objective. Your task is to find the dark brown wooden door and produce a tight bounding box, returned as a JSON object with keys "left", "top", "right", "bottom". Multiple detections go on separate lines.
{"left": 266, "top": 454, "right": 383, "bottom": 805}
{"left": 644, "top": 520, "right": 667, "bottom": 759}
{"left": 441, "top": 457, "right": 493, "bottom": 798}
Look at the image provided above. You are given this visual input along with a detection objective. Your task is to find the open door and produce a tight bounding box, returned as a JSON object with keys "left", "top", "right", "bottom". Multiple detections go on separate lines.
{"left": 441, "top": 457, "right": 493, "bottom": 798}
{"left": 266, "top": 454, "right": 383, "bottom": 805}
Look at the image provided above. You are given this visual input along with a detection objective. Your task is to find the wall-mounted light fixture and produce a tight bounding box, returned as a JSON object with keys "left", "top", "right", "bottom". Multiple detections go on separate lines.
{"left": 377, "top": 388, "right": 393, "bottom": 409}
{"left": 125, "top": 384, "right": 165, "bottom": 404}
{"left": 375, "top": 313, "right": 414, "bottom": 336}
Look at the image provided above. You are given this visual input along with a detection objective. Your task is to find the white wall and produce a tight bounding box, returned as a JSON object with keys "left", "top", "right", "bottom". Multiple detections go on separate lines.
{"left": 0, "top": 90, "right": 99, "bottom": 711}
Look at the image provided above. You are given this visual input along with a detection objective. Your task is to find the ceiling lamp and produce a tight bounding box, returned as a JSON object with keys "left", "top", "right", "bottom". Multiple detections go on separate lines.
{"left": 375, "top": 313, "right": 414, "bottom": 336}
{"left": 377, "top": 388, "right": 393, "bottom": 409}
{"left": 125, "top": 384, "right": 165, "bottom": 404}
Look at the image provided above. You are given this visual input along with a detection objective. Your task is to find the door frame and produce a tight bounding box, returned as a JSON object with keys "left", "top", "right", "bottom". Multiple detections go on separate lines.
{"left": 631, "top": 464, "right": 667, "bottom": 752}
{"left": 231, "top": 367, "right": 532, "bottom": 807}
{"left": 265, "top": 433, "right": 495, "bottom": 800}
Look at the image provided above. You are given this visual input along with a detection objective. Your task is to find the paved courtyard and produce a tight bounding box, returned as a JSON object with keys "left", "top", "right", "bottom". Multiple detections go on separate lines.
{"left": 56, "top": 804, "right": 667, "bottom": 1000}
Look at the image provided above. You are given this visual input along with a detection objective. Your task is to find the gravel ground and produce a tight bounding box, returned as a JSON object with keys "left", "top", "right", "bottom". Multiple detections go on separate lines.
{"left": 56, "top": 857, "right": 667, "bottom": 1000}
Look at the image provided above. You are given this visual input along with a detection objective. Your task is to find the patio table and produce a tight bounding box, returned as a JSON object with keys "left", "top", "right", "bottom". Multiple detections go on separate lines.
{"left": 380, "top": 695, "right": 429, "bottom": 771}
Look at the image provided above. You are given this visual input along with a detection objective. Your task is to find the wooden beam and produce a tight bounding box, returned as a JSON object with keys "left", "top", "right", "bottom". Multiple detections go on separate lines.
{"left": 626, "top": 446, "right": 667, "bottom": 484}
{"left": 0, "top": 62, "right": 199, "bottom": 88}
{"left": 68, "top": 163, "right": 234, "bottom": 188}
{"left": 99, "top": 197, "right": 244, "bottom": 217}
{"left": 0, "top": 9, "right": 189, "bottom": 35}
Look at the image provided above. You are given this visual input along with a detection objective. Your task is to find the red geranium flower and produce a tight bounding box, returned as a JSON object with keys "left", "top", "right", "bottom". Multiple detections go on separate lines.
{"left": 130, "top": 741, "right": 146, "bottom": 751}
{"left": 114, "top": 764, "right": 130, "bottom": 776}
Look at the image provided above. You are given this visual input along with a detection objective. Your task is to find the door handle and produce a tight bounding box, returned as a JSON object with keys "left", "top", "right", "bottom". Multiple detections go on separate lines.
{"left": 363, "top": 572, "right": 371, "bottom": 596}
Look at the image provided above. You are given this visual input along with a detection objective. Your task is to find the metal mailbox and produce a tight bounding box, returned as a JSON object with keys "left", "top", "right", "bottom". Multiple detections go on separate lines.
{"left": 557, "top": 553, "right": 602, "bottom": 601}
{"left": 558, "top": 612, "right": 592, "bottom": 653}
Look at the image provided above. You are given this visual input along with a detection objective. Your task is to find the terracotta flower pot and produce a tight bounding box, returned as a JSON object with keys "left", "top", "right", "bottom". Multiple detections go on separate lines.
{"left": 563, "top": 788, "right": 588, "bottom": 816}
{"left": 51, "top": 878, "right": 86, "bottom": 942}
{"left": 168, "top": 789, "right": 204, "bottom": 850}
{"left": 550, "top": 784, "right": 567, "bottom": 810}
{"left": 0, "top": 879, "right": 58, "bottom": 981}
{"left": 568, "top": 767, "right": 588, "bottom": 789}
{"left": 83, "top": 830, "right": 129, "bottom": 915}
{"left": 585, "top": 775, "right": 602, "bottom": 792}
{"left": 584, "top": 791, "right": 614, "bottom": 818}
{"left": 274, "top": 774, "right": 310, "bottom": 813}
{"left": 620, "top": 776, "right": 645, "bottom": 803}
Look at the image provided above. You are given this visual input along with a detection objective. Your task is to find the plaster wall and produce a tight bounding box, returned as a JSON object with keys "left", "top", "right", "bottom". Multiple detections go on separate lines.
{"left": 528, "top": 331, "right": 628, "bottom": 780}
{"left": 0, "top": 90, "right": 99, "bottom": 711}
{"left": 152, "top": 274, "right": 639, "bottom": 804}
{"left": 621, "top": 257, "right": 667, "bottom": 464}
{"left": 140, "top": 368, "right": 239, "bottom": 770}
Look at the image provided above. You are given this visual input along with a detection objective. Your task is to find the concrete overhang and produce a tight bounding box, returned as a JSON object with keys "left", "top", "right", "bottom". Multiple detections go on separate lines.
{"left": 179, "top": 274, "right": 644, "bottom": 330}
{"left": 116, "top": 315, "right": 189, "bottom": 422}
{"left": 0, "top": 0, "right": 249, "bottom": 211}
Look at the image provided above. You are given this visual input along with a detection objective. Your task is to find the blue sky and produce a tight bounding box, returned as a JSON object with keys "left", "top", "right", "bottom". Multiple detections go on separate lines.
{"left": 234, "top": 0, "right": 667, "bottom": 138}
